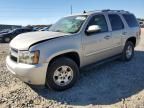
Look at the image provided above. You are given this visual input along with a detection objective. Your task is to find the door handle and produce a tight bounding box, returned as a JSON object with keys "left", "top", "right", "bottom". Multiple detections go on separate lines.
{"left": 104, "top": 36, "right": 111, "bottom": 40}
{"left": 122, "top": 32, "right": 127, "bottom": 35}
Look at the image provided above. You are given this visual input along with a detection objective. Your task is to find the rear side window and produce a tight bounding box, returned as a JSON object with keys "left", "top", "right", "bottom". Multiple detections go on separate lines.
{"left": 108, "top": 14, "right": 124, "bottom": 31}
{"left": 123, "top": 14, "right": 139, "bottom": 27}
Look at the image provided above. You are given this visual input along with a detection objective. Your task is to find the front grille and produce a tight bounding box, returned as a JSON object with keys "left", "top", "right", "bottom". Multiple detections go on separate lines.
{"left": 10, "top": 48, "right": 18, "bottom": 62}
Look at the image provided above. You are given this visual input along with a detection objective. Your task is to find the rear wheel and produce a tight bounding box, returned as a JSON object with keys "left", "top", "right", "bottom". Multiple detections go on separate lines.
{"left": 46, "top": 57, "right": 79, "bottom": 91}
{"left": 122, "top": 41, "right": 134, "bottom": 61}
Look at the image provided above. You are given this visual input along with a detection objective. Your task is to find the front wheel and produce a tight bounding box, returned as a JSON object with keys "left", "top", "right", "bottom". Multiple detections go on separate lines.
{"left": 122, "top": 41, "right": 134, "bottom": 61}
{"left": 46, "top": 57, "right": 79, "bottom": 91}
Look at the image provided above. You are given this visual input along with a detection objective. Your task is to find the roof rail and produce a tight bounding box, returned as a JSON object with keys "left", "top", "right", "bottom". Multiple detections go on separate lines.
{"left": 102, "top": 9, "right": 129, "bottom": 13}
{"left": 83, "top": 10, "right": 102, "bottom": 14}
{"left": 83, "top": 9, "right": 130, "bottom": 14}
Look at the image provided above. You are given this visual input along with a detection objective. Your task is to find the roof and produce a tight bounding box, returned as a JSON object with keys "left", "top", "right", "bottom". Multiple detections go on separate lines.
{"left": 66, "top": 9, "right": 132, "bottom": 17}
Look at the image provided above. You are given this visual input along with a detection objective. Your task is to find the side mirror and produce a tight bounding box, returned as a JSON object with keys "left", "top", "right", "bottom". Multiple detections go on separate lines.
{"left": 86, "top": 25, "right": 101, "bottom": 34}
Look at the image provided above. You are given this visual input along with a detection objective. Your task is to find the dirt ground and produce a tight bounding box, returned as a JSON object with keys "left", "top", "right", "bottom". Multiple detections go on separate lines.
{"left": 0, "top": 29, "right": 144, "bottom": 108}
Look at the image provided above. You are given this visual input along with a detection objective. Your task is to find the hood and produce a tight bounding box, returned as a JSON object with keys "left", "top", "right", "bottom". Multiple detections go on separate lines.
{"left": 10, "top": 31, "right": 69, "bottom": 50}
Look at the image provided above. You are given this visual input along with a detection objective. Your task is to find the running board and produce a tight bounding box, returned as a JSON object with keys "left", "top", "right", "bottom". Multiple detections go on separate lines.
{"left": 81, "top": 54, "right": 122, "bottom": 70}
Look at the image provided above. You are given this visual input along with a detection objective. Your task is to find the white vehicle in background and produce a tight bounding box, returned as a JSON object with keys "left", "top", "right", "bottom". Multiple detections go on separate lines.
{"left": 6, "top": 9, "right": 141, "bottom": 91}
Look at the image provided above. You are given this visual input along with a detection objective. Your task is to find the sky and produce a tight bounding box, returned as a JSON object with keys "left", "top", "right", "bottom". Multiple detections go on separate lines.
{"left": 0, "top": 0, "right": 144, "bottom": 26}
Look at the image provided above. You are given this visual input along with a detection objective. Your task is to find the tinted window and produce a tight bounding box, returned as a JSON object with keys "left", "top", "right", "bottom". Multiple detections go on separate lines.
{"left": 25, "top": 29, "right": 29, "bottom": 32}
{"left": 108, "top": 14, "right": 124, "bottom": 31}
{"left": 21, "top": 29, "right": 30, "bottom": 33}
{"left": 14, "top": 29, "right": 21, "bottom": 34}
{"left": 22, "top": 29, "right": 27, "bottom": 32}
{"left": 139, "top": 22, "right": 143, "bottom": 24}
{"left": 88, "top": 15, "right": 108, "bottom": 33}
{"left": 123, "top": 14, "right": 139, "bottom": 27}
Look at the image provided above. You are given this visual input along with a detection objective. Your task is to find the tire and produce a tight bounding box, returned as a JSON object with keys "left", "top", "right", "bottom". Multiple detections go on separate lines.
{"left": 122, "top": 41, "right": 134, "bottom": 61}
{"left": 4, "top": 37, "right": 11, "bottom": 43}
{"left": 46, "top": 57, "right": 79, "bottom": 91}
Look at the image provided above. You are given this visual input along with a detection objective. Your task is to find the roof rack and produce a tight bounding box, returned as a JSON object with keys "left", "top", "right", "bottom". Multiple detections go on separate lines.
{"left": 83, "top": 10, "right": 102, "bottom": 14}
{"left": 83, "top": 9, "right": 129, "bottom": 14}
{"left": 102, "top": 9, "right": 129, "bottom": 13}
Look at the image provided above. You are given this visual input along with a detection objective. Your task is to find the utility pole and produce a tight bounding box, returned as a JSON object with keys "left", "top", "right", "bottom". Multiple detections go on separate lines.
{"left": 70, "top": 5, "right": 73, "bottom": 15}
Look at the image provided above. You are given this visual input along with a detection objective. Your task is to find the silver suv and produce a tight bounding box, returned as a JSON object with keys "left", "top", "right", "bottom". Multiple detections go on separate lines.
{"left": 6, "top": 10, "right": 141, "bottom": 91}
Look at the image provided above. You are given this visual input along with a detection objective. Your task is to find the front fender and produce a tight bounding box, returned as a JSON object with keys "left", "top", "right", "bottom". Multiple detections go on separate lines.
{"left": 46, "top": 49, "right": 80, "bottom": 65}
{"left": 29, "top": 35, "right": 82, "bottom": 65}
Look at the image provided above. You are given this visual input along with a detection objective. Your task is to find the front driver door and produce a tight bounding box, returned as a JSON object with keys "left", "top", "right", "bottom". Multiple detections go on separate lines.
{"left": 82, "top": 14, "right": 114, "bottom": 65}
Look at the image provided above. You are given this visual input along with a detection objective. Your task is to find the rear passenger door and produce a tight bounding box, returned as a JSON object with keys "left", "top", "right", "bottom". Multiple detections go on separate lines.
{"left": 108, "top": 14, "right": 125, "bottom": 54}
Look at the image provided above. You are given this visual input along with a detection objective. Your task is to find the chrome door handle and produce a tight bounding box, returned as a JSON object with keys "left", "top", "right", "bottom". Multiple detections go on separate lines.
{"left": 104, "top": 36, "right": 111, "bottom": 39}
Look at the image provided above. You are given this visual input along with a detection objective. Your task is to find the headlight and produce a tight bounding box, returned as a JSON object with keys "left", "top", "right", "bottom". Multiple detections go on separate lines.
{"left": 18, "top": 50, "right": 40, "bottom": 64}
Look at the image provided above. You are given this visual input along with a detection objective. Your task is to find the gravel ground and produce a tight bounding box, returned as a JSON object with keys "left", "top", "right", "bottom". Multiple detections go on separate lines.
{"left": 0, "top": 29, "right": 144, "bottom": 108}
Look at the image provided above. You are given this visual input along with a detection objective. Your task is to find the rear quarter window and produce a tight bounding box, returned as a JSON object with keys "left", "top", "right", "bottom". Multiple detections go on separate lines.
{"left": 123, "top": 14, "right": 139, "bottom": 27}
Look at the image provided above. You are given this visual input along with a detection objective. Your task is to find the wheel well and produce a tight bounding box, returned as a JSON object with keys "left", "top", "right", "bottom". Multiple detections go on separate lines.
{"left": 127, "top": 37, "right": 136, "bottom": 47}
{"left": 48, "top": 52, "right": 80, "bottom": 68}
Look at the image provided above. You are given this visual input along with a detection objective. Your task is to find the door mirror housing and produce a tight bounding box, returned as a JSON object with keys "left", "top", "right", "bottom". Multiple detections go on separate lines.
{"left": 86, "top": 25, "right": 101, "bottom": 34}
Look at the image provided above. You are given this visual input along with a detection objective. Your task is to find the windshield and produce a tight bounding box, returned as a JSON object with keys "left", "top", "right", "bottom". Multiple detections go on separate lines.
{"left": 49, "top": 15, "right": 87, "bottom": 34}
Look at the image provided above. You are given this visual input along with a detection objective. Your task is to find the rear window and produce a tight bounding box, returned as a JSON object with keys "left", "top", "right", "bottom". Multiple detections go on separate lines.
{"left": 108, "top": 14, "right": 124, "bottom": 31}
{"left": 123, "top": 14, "right": 139, "bottom": 27}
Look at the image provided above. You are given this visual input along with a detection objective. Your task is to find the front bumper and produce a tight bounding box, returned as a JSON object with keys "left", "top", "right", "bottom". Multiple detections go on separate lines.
{"left": 6, "top": 56, "right": 48, "bottom": 85}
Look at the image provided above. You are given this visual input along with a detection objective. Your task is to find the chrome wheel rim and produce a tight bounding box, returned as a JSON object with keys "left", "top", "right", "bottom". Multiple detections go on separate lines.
{"left": 53, "top": 66, "right": 73, "bottom": 86}
{"left": 126, "top": 45, "right": 133, "bottom": 59}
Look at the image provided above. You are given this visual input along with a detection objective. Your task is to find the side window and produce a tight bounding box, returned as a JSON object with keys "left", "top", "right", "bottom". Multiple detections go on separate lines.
{"left": 123, "top": 14, "right": 139, "bottom": 27}
{"left": 18, "top": 29, "right": 22, "bottom": 33}
{"left": 15, "top": 30, "right": 20, "bottom": 34}
{"left": 21, "top": 29, "right": 26, "bottom": 33}
{"left": 87, "top": 14, "right": 108, "bottom": 33}
{"left": 22, "top": 29, "right": 26, "bottom": 32}
{"left": 22, "top": 29, "right": 29, "bottom": 33}
{"left": 108, "top": 14, "right": 124, "bottom": 31}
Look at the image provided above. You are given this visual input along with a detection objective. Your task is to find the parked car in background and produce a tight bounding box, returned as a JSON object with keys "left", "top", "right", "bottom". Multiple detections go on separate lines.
{"left": 0, "top": 28, "right": 33, "bottom": 43}
{"left": 39, "top": 25, "right": 52, "bottom": 31}
{"left": 33, "top": 27, "right": 42, "bottom": 31}
{"left": 0, "top": 29, "right": 11, "bottom": 34}
{"left": 139, "top": 21, "right": 144, "bottom": 28}
{"left": 6, "top": 10, "right": 141, "bottom": 91}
